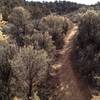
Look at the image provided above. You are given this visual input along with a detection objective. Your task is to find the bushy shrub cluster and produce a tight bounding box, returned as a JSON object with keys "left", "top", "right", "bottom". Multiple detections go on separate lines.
{"left": 0, "top": 36, "right": 16, "bottom": 99}
{"left": 0, "top": 4, "right": 70, "bottom": 99}
{"left": 39, "top": 15, "right": 68, "bottom": 49}
{"left": 71, "top": 10, "right": 100, "bottom": 86}
{"left": 10, "top": 46, "right": 50, "bottom": 100}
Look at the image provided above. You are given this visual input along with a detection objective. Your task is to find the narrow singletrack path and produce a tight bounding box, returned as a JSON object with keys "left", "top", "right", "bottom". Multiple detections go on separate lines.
{"left": 51, "top": 19, "right": 92, "bottom": 100}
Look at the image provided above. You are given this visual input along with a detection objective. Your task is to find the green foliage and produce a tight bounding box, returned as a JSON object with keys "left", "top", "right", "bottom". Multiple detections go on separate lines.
{"left": 39, "top": 15, "right": 68, "bottom": 49}
{"left": 71, "top": 10, "right": 100, "bottom": 86}
{"left": 4, "top": 7, "right": 34, "bottom": 46}
{"left": 31, "top": 31, "right": 56, "bottom": 58}
{"left": 0, "top": 45, "right": 10, "bottom": 99}
{"left": 0, "top": 0, "right": 84, "bottom": 20}
{"left": 38, "top": 73, "right": 57, "bottom": 100}
{"left": 0, "top": 1, "right": 89, "bottom": 99}
{"left": 10, "top": 46, "right": 50, "bottom": 100}
{"left": 0, "top": 0, "right": 25, "bottom": 20}
{"left": 26, "top": 1, "right": 83, "bottom": 18}
{"left": 0, "top": 43, "right": 15, "bottom": 99}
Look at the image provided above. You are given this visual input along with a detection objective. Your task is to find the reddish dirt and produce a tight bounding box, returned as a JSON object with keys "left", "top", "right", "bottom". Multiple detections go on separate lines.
{"left": 51, "top": 20, "right": 92, "bottom": 100}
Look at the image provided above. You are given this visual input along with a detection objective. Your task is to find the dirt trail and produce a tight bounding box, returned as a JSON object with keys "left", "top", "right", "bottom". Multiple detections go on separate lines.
{"left": 51, "top": 20, "right": 92, "bottom": 100}
{"left": 52, "top": 23, "right": 77, "bottom": 70}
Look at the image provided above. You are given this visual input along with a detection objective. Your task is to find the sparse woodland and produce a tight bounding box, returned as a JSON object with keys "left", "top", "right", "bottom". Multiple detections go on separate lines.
{"left": 0, "top": 0, "right": 100, "bottom": 100}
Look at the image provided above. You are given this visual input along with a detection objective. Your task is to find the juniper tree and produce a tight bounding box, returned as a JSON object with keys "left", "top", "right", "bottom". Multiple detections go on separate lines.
{"left": 6, "top": 7, "right": 34, "bottom": 46}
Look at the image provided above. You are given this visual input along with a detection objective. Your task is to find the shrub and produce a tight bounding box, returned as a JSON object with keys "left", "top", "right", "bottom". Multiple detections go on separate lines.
{"left": 4, "top": 7, "right": 34, "bottom": 46}
{"left": 39, "top": 14, "right": 68, "bottom": 49}
{"left": 0, "top": 42, "right": 15, "bottom": 99}
{"left": 31, "top": 31, "right": 56, "bottom": 58}
{"left": 71, "top": 10, "right": 100, "bottom": 86}
{"left": 10, "top": 46, "right": 50, "bottom": 100}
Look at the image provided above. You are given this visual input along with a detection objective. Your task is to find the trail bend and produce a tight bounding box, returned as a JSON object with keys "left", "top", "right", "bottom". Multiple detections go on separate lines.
{"left": 51, "top": 19, "right": 91, "bottom": 100}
